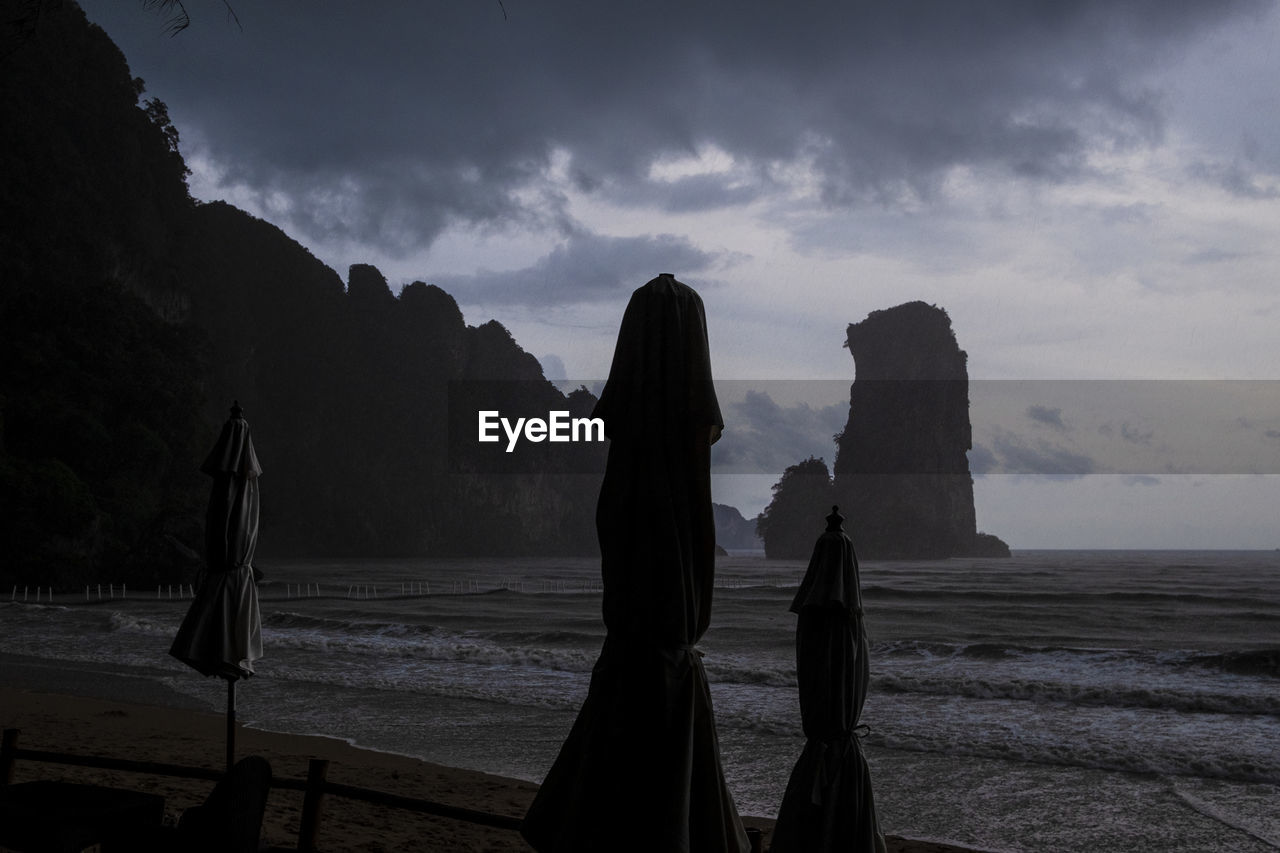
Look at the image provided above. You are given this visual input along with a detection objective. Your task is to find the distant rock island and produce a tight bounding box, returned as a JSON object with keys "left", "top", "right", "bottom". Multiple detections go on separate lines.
{"left": 713, "top": 503, "right": 764, "bottom": 551}
{"left": 760, "top": 302, "right": 1009, "bottom": 560}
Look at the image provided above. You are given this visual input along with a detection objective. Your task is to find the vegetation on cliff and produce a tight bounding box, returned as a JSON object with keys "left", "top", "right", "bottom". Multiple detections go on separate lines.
{"left": 756, "top": 457, "right": 835, "bottom": 559}
{"left": 1, "top": 2, "right": 601, "bottom": 589}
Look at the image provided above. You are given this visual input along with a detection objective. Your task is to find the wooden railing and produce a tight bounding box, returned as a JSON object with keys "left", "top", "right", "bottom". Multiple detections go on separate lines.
{"left": 1, "top": 728, "right": 522, "bottom": 851}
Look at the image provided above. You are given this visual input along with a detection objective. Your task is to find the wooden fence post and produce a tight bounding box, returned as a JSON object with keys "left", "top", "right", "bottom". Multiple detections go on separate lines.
{"left": 297, "top": 757, "right": 329, "bottom": 852}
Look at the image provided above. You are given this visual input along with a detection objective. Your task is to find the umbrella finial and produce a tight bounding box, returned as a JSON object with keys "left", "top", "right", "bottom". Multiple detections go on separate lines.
{"left": 230, "top": 400, "right": 243, "bottom": 419}
{"left": 825, "top": 505, "right": 844, "bottom": 533}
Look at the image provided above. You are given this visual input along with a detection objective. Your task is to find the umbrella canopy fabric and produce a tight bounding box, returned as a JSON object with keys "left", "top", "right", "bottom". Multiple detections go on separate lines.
{"left": 521, "top": 275, "right": 749, "bottom": 853}
{"left": 771, "top": 507, "right": 885, "bottom": 853}
{"left": 170, "top": 404, "right": 263, "bottom": 680}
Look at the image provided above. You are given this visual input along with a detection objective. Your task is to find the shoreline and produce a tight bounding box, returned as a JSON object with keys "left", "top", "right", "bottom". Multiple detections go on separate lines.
{"left": 2, "top": 683, "right": 986, "bottom": 852}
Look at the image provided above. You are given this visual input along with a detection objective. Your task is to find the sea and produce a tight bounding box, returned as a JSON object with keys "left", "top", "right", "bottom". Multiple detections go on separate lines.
{"left": 3, "top": 550, "right": 1279, "bottom": 853}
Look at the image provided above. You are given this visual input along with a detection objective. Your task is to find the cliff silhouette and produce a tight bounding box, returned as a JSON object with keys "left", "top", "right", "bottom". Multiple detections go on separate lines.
{"left": 712, "top": 503, "right": 764, "bottom": 551}
{"left": 0, "top": 2, "right": 602, "bottom": 588}
{"left": 760, "top": 304, "right": 1009, "bottom": 560}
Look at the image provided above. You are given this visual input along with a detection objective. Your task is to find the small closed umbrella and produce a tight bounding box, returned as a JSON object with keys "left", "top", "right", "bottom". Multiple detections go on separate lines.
{"left": 170, "top": 401, "right": 264, "bottom": 771}
{"left": 771, "top": 506, "right": 885, "bottom": 853}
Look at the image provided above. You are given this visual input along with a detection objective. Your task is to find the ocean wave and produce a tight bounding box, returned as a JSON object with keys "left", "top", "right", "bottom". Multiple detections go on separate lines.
{"left": 255, "top": 663, "right": 588, "bottom": 712}
{"left": 870, "top": 725, "right": 1280, "bottom": 786}
{"left": 263, "top": 611, "right": 600, "bottom": 648}
{"left": 105, "top": 610, "right": 178, "bottom": 635}
{"left": 703, "top": 657, "right": 797, "bottom": 689}
{"left": 874, "top": 672, "right": 1280, "bottom": 716}
{"left": 485, "top": 630, "right": 605, "bottom": 647}
{"left": 259, "top": 610, "right": 796, "bottom": 685}
{"left": 859, "top": 585, "right": 1273, "bottom": 608}
{"left": 1185, "top": 648, "right": 1280, "bottom": 679}
{"left": 0, "top": 601, "right": 72, "bottom": 614}
{"left": 263, "top": 623, "right": 599, "bottom": 674}
{"left": 867, "top": 640, "right": 1280, "bottom": 715}
{"left": 263, "top": 610, "right": 436, "bottom": 636}
{"left": 875, "top": 638, "right": 1128, "bottom": 662}
{"left": 263, "top": 626, "right": 800, "bottom": 688}
{"left": 877, "top": 639, "right": 1280, "bottom": 679}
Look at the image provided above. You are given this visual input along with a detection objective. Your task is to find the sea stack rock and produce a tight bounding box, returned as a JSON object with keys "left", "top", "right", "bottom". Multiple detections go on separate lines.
{"left": 833, "top": 302, "right": 1005, "bottom": 558}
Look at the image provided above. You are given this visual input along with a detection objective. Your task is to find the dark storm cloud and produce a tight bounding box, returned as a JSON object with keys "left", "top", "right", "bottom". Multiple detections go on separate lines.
{"left": 90, "top": 1, "right": 1266, "bottom": 261}
{"left": 711, "top": 390, "right": 847, "bottom": 474}
{"left": 989, "top": 429, "right": 1096, "bottom": 476}
{"left": 968, "top": 443, "right": 999, "bottom": 476}
{"left": 1119, "top": 422, "right": 1155, "bottom": 446}
{"left": 977, "top": 383, "right": 1280, "bottom": 476}
{"left": 1098, "top": 420, "right": 1155, "bottom": 446}
{"left": 1026, "top": 404, "right": 1067, "bottom": 430}
{"left": 1187, "top": 160, "right": 1280, "bottom": 200}
{"left": 431, "top": 231, "right": 718, "bottom": 306}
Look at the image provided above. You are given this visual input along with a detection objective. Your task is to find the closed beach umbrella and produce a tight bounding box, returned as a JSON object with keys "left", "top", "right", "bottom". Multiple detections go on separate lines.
{"left": 771, "top": 506, "right": 885, "bottom": 853}
{"left": 170, "top": 401, "right": 264, "bottom": 771}
{"left": 521, "top": 275, "right": 750, "bottom": 853}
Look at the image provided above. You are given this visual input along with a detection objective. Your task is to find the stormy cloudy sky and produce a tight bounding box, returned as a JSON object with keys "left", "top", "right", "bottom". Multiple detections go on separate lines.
{"left": 79, "top": 1, "right": 1280, "bottom": 548}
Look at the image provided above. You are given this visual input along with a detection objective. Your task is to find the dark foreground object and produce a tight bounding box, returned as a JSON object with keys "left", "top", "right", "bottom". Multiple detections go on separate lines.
{"left": 0, "top": 779, "right": 165, "bottom": 852}
{"left": 124, "top": 754, "right": 273, "bottom": 853}
{"left": 522, "top": 275, "right": 749, "bottom": 852}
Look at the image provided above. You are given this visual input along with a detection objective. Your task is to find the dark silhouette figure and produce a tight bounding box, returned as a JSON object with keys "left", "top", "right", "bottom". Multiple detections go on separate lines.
{"left": 771, "top": 507, "right": 884, "bottom": 853}
{"left": 521, "top": 275, "right": 750, "bottom": 852}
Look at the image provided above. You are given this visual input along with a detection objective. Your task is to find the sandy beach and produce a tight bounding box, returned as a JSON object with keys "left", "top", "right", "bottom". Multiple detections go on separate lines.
{"left": 2, "top": 686, "right": 984, "bottom": 852}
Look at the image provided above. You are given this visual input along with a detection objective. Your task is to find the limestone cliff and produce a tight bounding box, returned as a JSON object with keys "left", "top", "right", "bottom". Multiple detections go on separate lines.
{"left": 713, "top": 503, "right": 764, "bottom": 551}
{"left": 832, "top": 302, "right": 1006, "bottom": 558}
{"left": 0, "top": 3, "right": 606, "bottom": 576}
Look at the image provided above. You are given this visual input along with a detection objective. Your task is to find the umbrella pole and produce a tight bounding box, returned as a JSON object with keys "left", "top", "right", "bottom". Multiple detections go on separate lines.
{"left": 226, "top": 677, "right": 236, "bottom": 773}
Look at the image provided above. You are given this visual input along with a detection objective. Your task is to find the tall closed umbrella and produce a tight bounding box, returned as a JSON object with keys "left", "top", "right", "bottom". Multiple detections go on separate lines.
{"left": 521, "top": 275, "right": 750, "bottom": 853}
{"left": 170, "top": 401, "right": 264, "bottom": 771}
{"left": 771, "top": 506, "right": 885, "bottom": 853}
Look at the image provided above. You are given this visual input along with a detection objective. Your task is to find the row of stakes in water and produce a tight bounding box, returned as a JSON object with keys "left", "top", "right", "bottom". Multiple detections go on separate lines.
{"left": 10, "top": 580, "right": 590, "bottom": 604}
{"left": 10, "top": 584, "right": 196, "bottom": 602}
{"left": 270, "top": 580, "right": 611, "bottom": 599}
{"left": 274, "top": 578, "right": 610, "bottom": 599}
{"left": 13, "top": 576, "right": 779, "bottom": 605}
